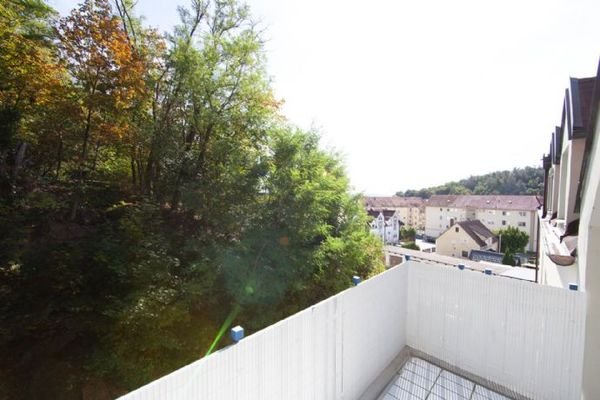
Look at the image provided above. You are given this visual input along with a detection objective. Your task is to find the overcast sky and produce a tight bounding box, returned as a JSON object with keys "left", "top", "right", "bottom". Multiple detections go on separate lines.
{"left": 50, "top": 0, "right": 600, "bottom": 195}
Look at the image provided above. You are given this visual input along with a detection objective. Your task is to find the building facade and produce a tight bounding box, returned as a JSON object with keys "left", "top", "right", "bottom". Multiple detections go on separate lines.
{"left": 363, "top": 196, "right": 425, "bottom": 230}
{"left": 538, "top": 61, "right": 600, "bottom": 398}
{"left": 424, "top": 195, "right": 540, "bottom": 251}
{"left": 367, "top": 209, "right": 403, "bottom": 244}
{"left": 435, "top": 220, "right": 498, "bottom": 259}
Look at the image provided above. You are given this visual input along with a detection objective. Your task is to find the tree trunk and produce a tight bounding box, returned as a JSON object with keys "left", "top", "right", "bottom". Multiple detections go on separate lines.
{"left": 12, "top": 141, "right": 27, "bottom": 181}
{"left": 80, "top": 108, "right": 93, "bottom": 173}
{"left": 56, "top": 139, "right": 63, "bottom": 178}
{"left": 91, "top": 141, "right": 101, "bottom": 172}
{"left": 131, "top": 155, "right": 136, "bottom": 186}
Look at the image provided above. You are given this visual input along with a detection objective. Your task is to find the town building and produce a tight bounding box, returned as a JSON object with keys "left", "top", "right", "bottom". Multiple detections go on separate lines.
{"left": 424, "top": 195, "right": 540, "bottom": 251}
{"left": 435, "top": 220, "right": 498, "bottom": 259}
{"left": 367, "top": 209, "right": 403, "bottom": 244}
{"left": 538, "top": 60, "right": 600, "bottom": 398}
{"left": 363, "top": 196, "right": 425, "bottom": 230}
{"left": 538, "top": 75, "right": 596, "bottom": 289}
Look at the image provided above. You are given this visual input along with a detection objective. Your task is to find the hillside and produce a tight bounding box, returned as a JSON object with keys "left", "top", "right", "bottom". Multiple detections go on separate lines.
{"left": 396, "top": 167, "right": 544, "bottom": 198}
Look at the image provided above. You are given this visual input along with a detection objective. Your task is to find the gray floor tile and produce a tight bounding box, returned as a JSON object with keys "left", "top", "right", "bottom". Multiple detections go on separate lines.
{"left": 473, "top": 385, "right": 510, "bottom": 400}
{"left": 430, "top": 382, "right": 471, "bottom": 399}
{"left": 397, "top": 369, "right": 436, "bottom": 391}
{"left": 392, "top": 377, "right": 429, "bottom": 399}
{"left": 403, "top": 360, "right": 441, "bottom": 382}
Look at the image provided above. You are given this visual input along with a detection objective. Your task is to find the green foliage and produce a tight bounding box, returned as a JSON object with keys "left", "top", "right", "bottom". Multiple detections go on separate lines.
{"left": 497, "top": 226, "right": 529, "bottom": 254}
{"left": 0, "top": 1, "right": 384, "bottom": 397}
{"left": 400, "top": 226, "right": 416, "bottom": 242}
{"left": 502, "top": 251, "right": 516, "bottom": 266}
{"left": 401, "top": 241, "right": 420, "bottom": 250}
{"left": 396, "top": 167, "right": 544, "bottom": 198}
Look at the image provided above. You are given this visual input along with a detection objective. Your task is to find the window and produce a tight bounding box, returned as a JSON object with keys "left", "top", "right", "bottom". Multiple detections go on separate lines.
{"left": 502, "top": 211, "right": 507, "bottom": 216}
{"left": 502, "top": 220, "right": 506, "bottom": 226}
{"left": 447, "top": 208, "right": 450, "bottom": 212}
{"left": 455, "top": 227, "right": 459, "bottom": 233}
{"left": 440, "top": 208, "right": 443, "bottom": 211}
{"left": 461, "top": 250, "right": 468, "bottom": 258}
{"left": 519, "top": 211, "right": 526, "bottom": 217}
{"left": 440, "top": 216, "right": 443, "bottom": 220}
{"left": 518, "top": 222, "right": 526, "bottom": 227}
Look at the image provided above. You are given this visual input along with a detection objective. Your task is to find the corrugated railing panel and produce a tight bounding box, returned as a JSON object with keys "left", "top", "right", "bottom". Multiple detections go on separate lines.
{"left": 406, "top": 262, "right": 586, "bottom": 400}
{"left": 342, "top": 264, "right": 408, "bottom": 399}
{"left": 118, "top": 265, "right": 409, "bottom": 400}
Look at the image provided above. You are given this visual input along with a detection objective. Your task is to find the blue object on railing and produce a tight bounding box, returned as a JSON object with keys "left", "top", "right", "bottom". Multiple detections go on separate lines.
{"left": 231, "top": 326, "right": 244, "bottom": 343}
{"left": 352, "top": 275, "right": 361, "bottom": 286}
{"left": 458, "top": 264, "right": 465, "bottom": 270}
{"left": 569, "top": 283, "right": 578, "bottom": 291}
{"left": 484, "top": 268, "right": 492, "bottom": 275}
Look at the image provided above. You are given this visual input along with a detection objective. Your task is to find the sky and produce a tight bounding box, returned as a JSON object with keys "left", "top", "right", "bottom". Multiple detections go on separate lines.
{"left": 49, "top": 0, "right": 600, "bottom": 195}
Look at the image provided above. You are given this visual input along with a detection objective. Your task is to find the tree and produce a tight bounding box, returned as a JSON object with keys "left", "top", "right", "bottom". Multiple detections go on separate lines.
{"left": 0, "top": 0, "right": 387, "bottom": 397}
{"left": 396, "top": 167, "right": 544, "bottom": 198}
{"left": 222, "top": 127, "right": 384, "bottom": 326}
{"left": 497, "top": 226, "right": 529, "bottom": 254}
{"left": 56, "top": 0, "right": 146, "bottom": 217}
{"left": 502, "top": 251, "right": 516, "bottom": 266}
{"left": 400, "top": 226, "right": 416, "bottom": 241}
{"left": 0, "top": 0, "right": 68, "bottom": 195}
{"left": 401, "top": 241, "right": 420, "bottom": 250}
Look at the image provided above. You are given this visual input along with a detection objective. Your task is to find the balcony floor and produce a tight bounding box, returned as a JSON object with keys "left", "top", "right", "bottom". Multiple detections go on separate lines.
{"left": 378, "top": 357, "right": 512, "bottom": 400}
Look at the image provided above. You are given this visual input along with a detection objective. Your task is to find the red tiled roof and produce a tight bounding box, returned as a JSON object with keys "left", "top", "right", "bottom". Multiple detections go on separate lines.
{"left": 367, "top": 209, "right": 396, "bottom": 220}
{"left": 458, "top": 220, "right": 496, "bottom": 247}
{"left": 425, "top": 195, "right": 541, "bottom": 211}
{"left": 363, "top": 196, "right": 424, "bottom": 208}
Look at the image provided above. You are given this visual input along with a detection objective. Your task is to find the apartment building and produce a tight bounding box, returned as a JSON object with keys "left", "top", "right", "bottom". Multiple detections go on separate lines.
{"left": 539, "top": 76, "right": 596, "bottom": 288}
{"left": 363, "top": 196, "right": 425, "bottom": 230}
{"left": 424, "top": 195, "right": 540, "bottom": 251}
{"left": 538, "top": 61, "right": 600, "bottom": 398}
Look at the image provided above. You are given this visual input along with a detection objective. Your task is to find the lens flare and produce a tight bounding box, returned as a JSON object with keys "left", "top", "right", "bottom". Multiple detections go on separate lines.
{"left": 204, "top": 304, "right": 241, "bottom": 357}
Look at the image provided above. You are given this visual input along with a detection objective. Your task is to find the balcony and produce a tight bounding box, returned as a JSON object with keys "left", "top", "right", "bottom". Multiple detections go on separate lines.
{"left": 119, "top": 260, "right": 585, "bottom": 400}
{"left": 538, "top": 211, "right": 579, "bottom": 288}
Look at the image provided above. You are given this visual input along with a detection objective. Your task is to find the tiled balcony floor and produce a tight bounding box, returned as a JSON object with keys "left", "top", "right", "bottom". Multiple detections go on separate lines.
{"left": 378, "top": 357, "right": 512, "bottom": 400}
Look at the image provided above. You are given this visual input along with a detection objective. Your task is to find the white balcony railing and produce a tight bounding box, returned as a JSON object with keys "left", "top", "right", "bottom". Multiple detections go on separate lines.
{"left": 119, "top": 260, "right": 586, "bottom": 400}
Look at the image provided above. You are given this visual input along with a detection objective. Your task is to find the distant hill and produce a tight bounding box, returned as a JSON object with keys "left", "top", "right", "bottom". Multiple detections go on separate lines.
{"left": 396, "top": 167, "right": 544, "bottom": 198}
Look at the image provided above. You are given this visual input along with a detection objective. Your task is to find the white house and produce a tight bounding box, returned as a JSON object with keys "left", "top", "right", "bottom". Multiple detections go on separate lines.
{"left": 424, "top": 195, "right": 540, "bottom": 251}
{"left": 367, "top": 209, "right": 403, "bottom": 244}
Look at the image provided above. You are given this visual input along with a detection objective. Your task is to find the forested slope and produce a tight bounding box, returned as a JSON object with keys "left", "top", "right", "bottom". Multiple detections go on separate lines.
{"left": 396, "top": 167, "right": 543, "bottom": 198}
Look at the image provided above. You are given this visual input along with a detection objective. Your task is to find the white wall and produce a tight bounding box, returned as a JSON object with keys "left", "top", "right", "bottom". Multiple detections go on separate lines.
{"left": 425, "top": 207, "right": 466, "bottom": 238}
{"left": 578, "top": 107, "right": 600, "bottom": 400}
{"left": 118, "top": 265, "right": 409, "bottom": 400}
{"left": 406, "top": 262, "right": 586, "bottom": 400}
{"left": 119, "top": 261, "right": 587, "bottom": 400}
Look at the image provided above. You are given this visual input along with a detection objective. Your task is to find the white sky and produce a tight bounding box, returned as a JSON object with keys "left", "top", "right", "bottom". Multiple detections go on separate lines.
{"left": 50, "top": 0, "right": 600, "bottom": 195}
